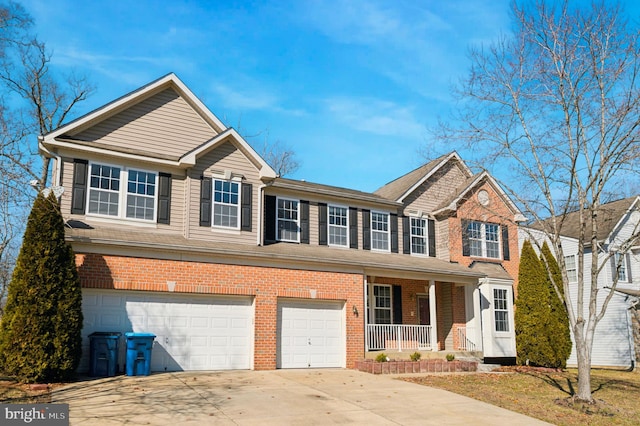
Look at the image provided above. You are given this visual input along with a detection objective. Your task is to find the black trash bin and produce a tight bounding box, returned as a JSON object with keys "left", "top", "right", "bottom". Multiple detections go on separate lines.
{"left": 88, "top": 332, "right": 121, "bottom": 377}
{"left": 125, "top": 332, "right": 156, "bottom": 376}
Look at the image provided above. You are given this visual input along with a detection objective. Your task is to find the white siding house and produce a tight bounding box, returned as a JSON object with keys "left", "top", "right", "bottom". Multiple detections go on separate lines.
{"left": 519, "top": 197, "right": 640, "bottom": 368}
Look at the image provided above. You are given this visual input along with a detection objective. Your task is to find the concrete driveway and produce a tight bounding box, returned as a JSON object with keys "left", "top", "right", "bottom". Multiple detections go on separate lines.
{"left": 51, "top": 369, "right": 551, "bottom": 425}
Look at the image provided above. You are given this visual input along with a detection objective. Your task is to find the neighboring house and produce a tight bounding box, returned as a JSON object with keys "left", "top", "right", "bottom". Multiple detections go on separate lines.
{"left": 39, "top": 74, "right": 525, "bottom": 373}
{"left": 519, "top": 197, "right": 640, "bottom": 368}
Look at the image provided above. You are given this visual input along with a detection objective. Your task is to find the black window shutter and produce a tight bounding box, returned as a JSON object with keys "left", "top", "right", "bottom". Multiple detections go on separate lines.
{"left": 626, "top": 253, "right": 633, "bottom": 282}
{"left": 402, "top": 216, "right": 411, "bottom": 254}
{"left": 461, "top": 219, "right": 470, "bottom": 257}
{"left": 502, "top": 225, "right": 510, "bottom": 260}
{"left": 392, "top": 285, "right": 403, "bottom": 324}
{"left": 241, "top": 183, "right": 252, "bottom": 231}
{"left": 71, "top": 159, "right": 88, "bottom": 214}
{"left": 264, "top": 195, "right": 276, "bottom": 244}
{"left": 157, "top": 172, "right": 171, "bottom": 224}
{"left": 349, "top": 207, "right": 358, "bottom": 249}
{"left": 428, "top": 219, "right": 436, "bottom": 257}
{"left": 611, "top": 255, "right": 617, "bottom": 281}
{"left": 300, "top": 200, "right": 310, "bottom": 244}
{"left": 318, "top": 203, "right": 328, "bottom": 245}
{"left": 390, "top": 213, "right": 399, "bottom": 253}
{"left": 199, "top": 177, "right": 212, "bottom": 227}
{"left": 362, "top": 209, "right": 371, "bottom": 250}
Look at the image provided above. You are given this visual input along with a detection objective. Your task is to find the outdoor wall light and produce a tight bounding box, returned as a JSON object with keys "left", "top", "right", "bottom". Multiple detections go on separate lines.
{"left": 352, "top": 305, "right": 358, "bottom": 316}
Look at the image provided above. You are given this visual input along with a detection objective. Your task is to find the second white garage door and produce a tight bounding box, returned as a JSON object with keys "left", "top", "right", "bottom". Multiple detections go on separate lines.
{"left": 277, "top": 300, "right": 345, "bottom": 368}
{"left": 82, "top": 289, "right": 254, "bottom": 372}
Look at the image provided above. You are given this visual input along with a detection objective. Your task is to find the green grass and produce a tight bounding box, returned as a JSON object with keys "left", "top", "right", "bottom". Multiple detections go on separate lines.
{"left": 402, "top": 367, "right": 640, "bottom": 425}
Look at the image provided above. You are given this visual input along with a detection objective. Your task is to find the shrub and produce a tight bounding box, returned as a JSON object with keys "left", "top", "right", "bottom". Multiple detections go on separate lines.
{"left": 515, "top": 240, "right": 571, "bottom": 369}
{"left": 375, "top": 353, "right": 389, "bottom": 362}
{"left": 0, "top": 193, "right": 83, "bottom": 383}
{"left": 410, "top": 352, "right": 421, "bottom": 362}
{"left": 446, "top": 354, "right": 455, "bottom": 362}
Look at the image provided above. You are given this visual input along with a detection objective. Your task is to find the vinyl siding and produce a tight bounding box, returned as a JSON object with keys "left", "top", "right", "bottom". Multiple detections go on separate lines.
{"left": 70, "top": 89, "right": 217, "bottom": 158}
{"left": 187, "top": 141, "right": 261, "bottom": 244}
{"left": 402, "top": 162, "right": 469, "bottom": 212}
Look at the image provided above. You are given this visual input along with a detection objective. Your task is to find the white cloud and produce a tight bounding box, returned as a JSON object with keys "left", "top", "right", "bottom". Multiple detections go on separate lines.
{"left": 324, "top": 96, "right": 425, "bottom": 138}
{"left": 210, "top": 83, "right": 307, "bottom": 117}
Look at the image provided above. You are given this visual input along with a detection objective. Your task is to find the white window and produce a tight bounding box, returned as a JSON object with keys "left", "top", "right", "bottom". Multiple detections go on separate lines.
{"left": 411, "top": 217, "right": 427, "bottom": 255}
{"left": 371, "top": 212, "right": 389, "bottom": 251}
{"left": 277, "top": 198, "right": 299, "bottom": 242}
{"left": 614, "top": 252, "right": 629, "bottom": 282}
{"left": 564, "top": 255, "right": 577, "bottom": 283}
{"left": 493, "top": 288, "right": 510, "bottom": 332}
{"left": 468, "top": 221, "right": 500, "bottom": 259}
{"left": 88, "top": 163, "right": 157, "bottom": 221}
{"left": 328, "top": 205, "right": 348, "bottom": 247}
{"left": 373, "top": 285, "right": 392, "bottom": 324}
{"left": 213, "top": 179, "right": 240, "bottom": 229}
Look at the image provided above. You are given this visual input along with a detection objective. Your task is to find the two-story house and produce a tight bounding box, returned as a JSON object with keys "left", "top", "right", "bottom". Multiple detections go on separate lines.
{"left": 40, "top": 74, "right": 524, "bottom": 373}
{"left": 520, "top": 197, "right": 640, "bottom": 368}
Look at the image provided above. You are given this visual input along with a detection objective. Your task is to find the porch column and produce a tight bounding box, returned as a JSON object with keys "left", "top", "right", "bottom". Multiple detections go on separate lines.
{"left": 473, "top": 284, "right": 483, "bottom": 352}
{"left": 364, "top": 276, "right": 369, "bottom": 351}
{"left": 429, "top": 280, "right": 438, "bottom": 351}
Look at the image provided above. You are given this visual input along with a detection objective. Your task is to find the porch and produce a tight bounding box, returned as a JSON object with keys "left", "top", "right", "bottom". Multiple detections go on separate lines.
{"left": 365, "top": 277, "right": 483, "bottom": 354}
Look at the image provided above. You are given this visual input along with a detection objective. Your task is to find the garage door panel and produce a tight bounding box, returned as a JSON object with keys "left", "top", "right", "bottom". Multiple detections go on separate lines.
{"left": 277, "top": 300, "right": 345, "bottom": 369}
{"left": 81, "top": 289, "right": 253, "bottom": 372}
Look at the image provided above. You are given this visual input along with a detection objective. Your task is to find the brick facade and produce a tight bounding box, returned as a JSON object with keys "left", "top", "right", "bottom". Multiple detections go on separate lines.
{"left": 76, "top": 253, "right": 365, "bottom": 370}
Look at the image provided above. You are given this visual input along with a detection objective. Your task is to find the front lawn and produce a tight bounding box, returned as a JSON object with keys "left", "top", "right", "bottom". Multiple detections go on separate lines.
{"left": 403, "top": 367, "right": 640, "bottom": 425}
{"left": 0, "top": 378, "right": 51, "bottom": 404}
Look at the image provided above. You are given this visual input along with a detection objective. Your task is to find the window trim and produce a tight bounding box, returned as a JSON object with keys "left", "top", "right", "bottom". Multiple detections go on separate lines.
{"left": 564, "top": 254, "right": 577, "bottom": 283}
{"left": 276, "top": 196, "right": 300, "bottom": 243}
{"left": 493, "top": 287, "right": 510, "bottom": 333}
{"left": 86, "top": 161, "right": 158, "bottom": 223}
{"left": 328, "top": 204, "right": 349, "bottom": 247}
{"left": 614, "top": 252, "right": 630, "bottom": 283}
{"left": 211, "top": 177, "right": 241, "bottom": 230}
{"left": 468, "top": 220, "right": 501, "bottom": 259}
{"left": 410, "top": 216, "right": 428, "bottom": 256}
{"left": 372, "top": 284, "right": 392, "bottom": 325}
{"left": 370, "top": 211, "right": 390, "bottom": 252}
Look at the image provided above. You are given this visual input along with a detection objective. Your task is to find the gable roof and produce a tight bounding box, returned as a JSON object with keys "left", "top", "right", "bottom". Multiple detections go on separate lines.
{"left": 432, "top": 171, "right": 526, "bottom": 222}
{"left": 43, "top": 73, "right": 226, "bottom": 139}
{"left": 39, "top": 73, "right": 277, "bottom": 179}
{"left": 543, "top": 196, "right": 640, "bottom": 241}
{"left": 374, "top": 152, "right": 472, "bottom": 202}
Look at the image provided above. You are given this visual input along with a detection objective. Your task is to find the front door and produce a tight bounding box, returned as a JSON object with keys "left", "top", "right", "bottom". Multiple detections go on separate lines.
{"left": 418, "top": 296, "right": 430, "bottom": 325}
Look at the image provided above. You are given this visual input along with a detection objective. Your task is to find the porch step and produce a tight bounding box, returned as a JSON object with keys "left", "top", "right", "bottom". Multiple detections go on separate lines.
{"left": 477, "top": 363, "right": 501, "bottom": 372}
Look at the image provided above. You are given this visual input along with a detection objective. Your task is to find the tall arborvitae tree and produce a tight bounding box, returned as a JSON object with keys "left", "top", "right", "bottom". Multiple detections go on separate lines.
{"left": 516, "top": 240, "right": 550, "bottom": 366}
{"left": 540, "top": 242, "right": 572, "bottom": 369}
{"left": 0, "top": 193, "right": 83, "bottom": 383}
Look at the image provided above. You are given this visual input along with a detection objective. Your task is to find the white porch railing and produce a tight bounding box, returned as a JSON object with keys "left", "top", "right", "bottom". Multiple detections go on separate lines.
{"left": 367, "top": 324, "right": 432, "bottom": 352}
{"left": 456, "top": 326, "right": 477, "bottom": 352}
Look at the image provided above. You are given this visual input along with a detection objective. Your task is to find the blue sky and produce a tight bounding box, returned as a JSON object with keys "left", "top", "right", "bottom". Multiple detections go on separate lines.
{"left": 19, "top": 0, "right": 636, "bottom": 192}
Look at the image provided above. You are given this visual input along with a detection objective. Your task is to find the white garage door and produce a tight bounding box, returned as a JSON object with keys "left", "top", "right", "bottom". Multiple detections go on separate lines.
{"left": 277, "top": 300, "right": 345, "bottom": 369}
{"left": 82, "top": 289, "right": 253, "bottom": 372}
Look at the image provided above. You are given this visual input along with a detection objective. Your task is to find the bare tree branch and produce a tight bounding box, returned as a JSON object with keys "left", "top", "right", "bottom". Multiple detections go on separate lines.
{"left": 436, "top": 0, "right": 640, "bottom": 402}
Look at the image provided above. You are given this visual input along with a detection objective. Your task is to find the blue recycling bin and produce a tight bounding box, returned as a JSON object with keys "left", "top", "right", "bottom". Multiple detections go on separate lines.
{"left": 125, "top": 332, "right": 156, "bottom": 376}
{"left": 89, "top": 332, "right": 121, "bottom": 377}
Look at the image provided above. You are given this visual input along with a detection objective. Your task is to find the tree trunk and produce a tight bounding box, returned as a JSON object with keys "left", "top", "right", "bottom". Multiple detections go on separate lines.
{"left": 573, "top": 324, "right": 593, "bottom": 402}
